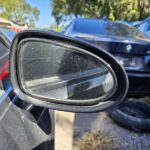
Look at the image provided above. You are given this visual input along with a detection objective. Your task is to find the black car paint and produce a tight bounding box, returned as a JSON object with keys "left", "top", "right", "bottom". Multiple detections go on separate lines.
{"left": 62, "top": 18, "right": 150, "bottom": 97}
{"left": 0, "top": 28, "right": 54, "bottom": 150}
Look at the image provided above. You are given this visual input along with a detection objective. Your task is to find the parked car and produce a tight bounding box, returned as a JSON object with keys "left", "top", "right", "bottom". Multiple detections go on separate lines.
{"left": 135, "top": 17, "right": 150, "bottom": 38}
{"left": 62, "top": 18, "right": 150, "bottom": 97}
{"left": 0, "top": 27, "right": 54, "bottom": 150}
{"left": 0, "top": 18, "right": 27, "bottom": 32}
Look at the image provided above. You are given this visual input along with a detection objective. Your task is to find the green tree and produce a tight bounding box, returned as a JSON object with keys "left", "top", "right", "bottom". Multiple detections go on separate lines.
{"left": 52, "top": 0, "right": 150, "bottom": 25}
{"left": 0, "top": 0, "right": 40, "bottom": 27}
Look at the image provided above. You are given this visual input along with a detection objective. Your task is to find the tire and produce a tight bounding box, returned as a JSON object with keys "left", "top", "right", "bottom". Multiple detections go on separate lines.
{"left": 108, "top": 100, "right": 150, "bottom": 132}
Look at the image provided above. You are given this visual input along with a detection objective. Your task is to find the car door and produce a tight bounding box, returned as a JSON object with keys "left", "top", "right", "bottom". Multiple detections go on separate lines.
{"left": 0, "top": 33, "right": 54, "bottom": 150}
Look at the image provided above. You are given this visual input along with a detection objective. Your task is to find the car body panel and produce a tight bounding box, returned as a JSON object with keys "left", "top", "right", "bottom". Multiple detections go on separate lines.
{"left": 0, "top": 90, "right": 54, "bottom": 150}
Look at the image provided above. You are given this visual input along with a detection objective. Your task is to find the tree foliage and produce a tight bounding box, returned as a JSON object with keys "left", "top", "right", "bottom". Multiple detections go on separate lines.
{"left": 52, "top": 0, "right": 150, "bottom": 25}
{"left": 0, "top": 0, "right": 40, "bottom": 27}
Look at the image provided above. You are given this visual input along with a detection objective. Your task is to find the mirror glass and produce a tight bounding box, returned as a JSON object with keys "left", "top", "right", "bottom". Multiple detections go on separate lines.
{"left": 18, "top": 39, "right": 117, "bottom": 102}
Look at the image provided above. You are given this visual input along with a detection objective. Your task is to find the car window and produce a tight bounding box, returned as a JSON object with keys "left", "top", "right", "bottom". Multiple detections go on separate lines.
{"left": 0, "top": 41, "right": 9, "bottom": 70}
{"left": 74, "top": 20, "right": 146, "bottom": 38}
{"left": 0, "top": 41, "right": 8, "bottom": 57}
{"left": 147, "top": 24, "right": 150, "bottom": 31}
{"left": 0, "top": 27, "right": 16, "bottom": 42}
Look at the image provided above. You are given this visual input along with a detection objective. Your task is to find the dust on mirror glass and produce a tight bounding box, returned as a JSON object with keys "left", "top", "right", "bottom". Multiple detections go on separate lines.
{"left": 19, "top": 40, "right": 117, "bottom": 101}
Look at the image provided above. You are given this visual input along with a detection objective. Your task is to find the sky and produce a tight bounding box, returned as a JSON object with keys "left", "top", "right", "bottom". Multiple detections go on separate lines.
{"left": 27, "top": 0, "right": 55, "bottom": 27}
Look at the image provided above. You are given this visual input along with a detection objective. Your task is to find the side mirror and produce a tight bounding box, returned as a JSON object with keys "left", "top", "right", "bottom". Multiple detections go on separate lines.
{"left": 10, "top": 31, "right": 128, "bottom": 113}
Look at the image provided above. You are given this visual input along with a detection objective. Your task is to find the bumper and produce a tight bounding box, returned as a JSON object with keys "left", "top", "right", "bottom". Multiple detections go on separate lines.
{"left": 127, "top": 71, "right": 150, "bottom": 97}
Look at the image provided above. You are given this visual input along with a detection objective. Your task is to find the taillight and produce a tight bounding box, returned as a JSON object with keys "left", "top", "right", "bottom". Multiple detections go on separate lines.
{"left": 0, "top": 61, "right": 9, "bottom": 80}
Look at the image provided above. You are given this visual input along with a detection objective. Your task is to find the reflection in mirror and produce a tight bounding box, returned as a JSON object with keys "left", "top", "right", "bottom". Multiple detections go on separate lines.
{"left": 18, "top": 39, "right": 117, "bottom": 102}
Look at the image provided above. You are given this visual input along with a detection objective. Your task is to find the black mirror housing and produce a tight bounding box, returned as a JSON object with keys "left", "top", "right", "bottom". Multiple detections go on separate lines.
{"left": 10, "top": 30, "right": 128, "bottom": 113}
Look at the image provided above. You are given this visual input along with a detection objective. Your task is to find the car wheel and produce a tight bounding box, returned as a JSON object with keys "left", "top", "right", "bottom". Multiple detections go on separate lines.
{"left": 109, "top": 100, "right": 150, "bottom": 132}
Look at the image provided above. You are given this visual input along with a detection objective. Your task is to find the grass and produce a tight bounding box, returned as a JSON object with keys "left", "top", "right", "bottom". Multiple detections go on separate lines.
{"left": 74, "top": 131, "right": 115, "bottom": 150}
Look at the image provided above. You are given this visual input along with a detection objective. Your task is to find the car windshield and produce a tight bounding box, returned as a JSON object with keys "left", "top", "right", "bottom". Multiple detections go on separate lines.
{"left": 74, "top": 19, "right": 147, "bottom": 38}
{"left": 0, "top": 27, "right": 16, "bottom": 42}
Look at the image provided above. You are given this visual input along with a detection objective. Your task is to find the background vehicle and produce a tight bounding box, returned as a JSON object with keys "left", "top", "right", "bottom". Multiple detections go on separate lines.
{"left": 62, "top": 18, "right": 150, "bottom": 97}
{"left": 135, "top": 18, "right": 150, "bottom": 38}
{"left": 0, "top": 18, "right": 27, "bottom": 32}
{"left": 0, "top": 27, "right": 54, "bottom": 150}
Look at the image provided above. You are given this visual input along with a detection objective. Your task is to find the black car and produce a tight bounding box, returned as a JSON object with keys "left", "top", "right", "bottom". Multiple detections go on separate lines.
{"left": 0, "top": 27, "right": 55, "bottom": 150}
{"left": 62, "top": 18, "right": 150, "bottom": 97}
